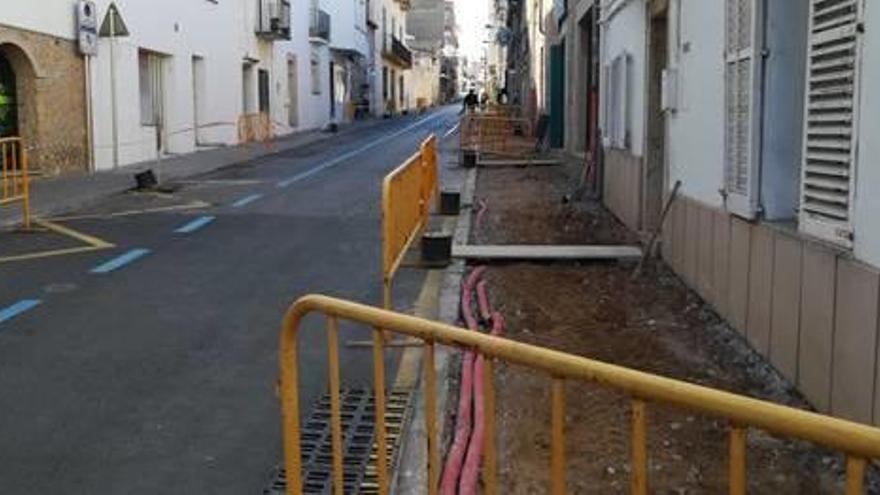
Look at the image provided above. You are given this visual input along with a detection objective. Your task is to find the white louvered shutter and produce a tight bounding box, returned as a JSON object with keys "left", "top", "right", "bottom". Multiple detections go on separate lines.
{"left": 799, "top": 0, "right": 862, "bottom": 247}
{"left": 724, "top": 0, "right": 762, "bottom": 219}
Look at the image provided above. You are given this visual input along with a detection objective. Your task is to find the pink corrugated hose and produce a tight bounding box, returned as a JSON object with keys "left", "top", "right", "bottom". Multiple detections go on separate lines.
{"left": 439, "top": 267, "right": 485, "bottom": 494}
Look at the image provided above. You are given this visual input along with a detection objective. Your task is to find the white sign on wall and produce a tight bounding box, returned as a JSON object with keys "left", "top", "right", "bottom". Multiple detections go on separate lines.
{"left": 77, "top": 0, "right": 98, "bottom": 56}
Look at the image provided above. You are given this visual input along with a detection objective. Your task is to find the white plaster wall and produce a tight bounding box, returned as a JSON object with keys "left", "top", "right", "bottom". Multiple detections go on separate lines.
{"left": 410, "top": 53, "right": 439, "bottom": 105}
{"left": 376, "top": 0, "right": 411, "bottom": 113}
{"left": 0, "top": 0, "right": 79, "bottom": 40}
{"left": 90, "top": 0, "right": 246, "bottom": 170}
{"left": 527, "top": 0, "right": 551, "bottom": 113}
{"left": 327, "top": 0, "right": 369, "bottom": 55}
{"left": 665, "top": 0, "right": 725, "bottom": 207}
{"left": 277, "top": 0, "right": 332, "bottom": 132}
{"left": 854, "top": 0, "right": 880, "bottom": 268}
{"left": 88, "top": 0, "right": 302, "bottom": 170}
{"left": 600, "top": 0, "right": 645, "bottom": 157}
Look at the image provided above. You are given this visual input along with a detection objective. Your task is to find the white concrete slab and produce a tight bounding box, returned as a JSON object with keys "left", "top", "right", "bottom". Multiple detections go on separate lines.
{"left": 451, "top": 244, "right": 643, "bottom": 261}
{"left": 477, "top": 159, "right": 562, "bottom": 167}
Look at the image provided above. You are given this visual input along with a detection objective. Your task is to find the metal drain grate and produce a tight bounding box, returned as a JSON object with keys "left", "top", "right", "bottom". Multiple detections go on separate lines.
{"left": 358, "top": 390, "right": 414, "bottom": 494}
{"left": 264, "top": 388, "right": 413, "bottom": 495}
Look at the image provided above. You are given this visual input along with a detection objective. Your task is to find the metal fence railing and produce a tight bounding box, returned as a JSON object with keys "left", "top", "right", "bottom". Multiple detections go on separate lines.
{"left": 381, "top": 135, "right": 438, "bottom": 313}
{"left": 279, "top": 295, "right": 880, "bottom": 495}
{"left": 0, "top": 137, "right": 31, "bottom": 229}
{"left": 459, "top": 114, "right": 535, "bottom": 161}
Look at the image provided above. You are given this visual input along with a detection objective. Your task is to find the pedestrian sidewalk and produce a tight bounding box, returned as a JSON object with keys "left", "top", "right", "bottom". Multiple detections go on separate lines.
{"left": 1, "top": 116, "right": 400, "bottom": 228}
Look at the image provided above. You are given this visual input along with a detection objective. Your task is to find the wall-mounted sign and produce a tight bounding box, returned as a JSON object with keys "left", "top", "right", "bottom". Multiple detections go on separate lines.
{"left": 77, "top": 0, "right": 98, "bottom": 55}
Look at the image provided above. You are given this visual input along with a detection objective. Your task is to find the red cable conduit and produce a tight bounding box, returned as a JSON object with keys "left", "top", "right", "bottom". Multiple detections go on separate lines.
{"left": 439, "top": 266, "right": 485, "bottom": 494}
{"left": 459, "top": 313, "right": 505, "bottom": 495}
{"left": 474, "top": 199, "right": 488, "bottom": 243}
{"left": 476, "top": 279, "right": 492, "bottom": 322}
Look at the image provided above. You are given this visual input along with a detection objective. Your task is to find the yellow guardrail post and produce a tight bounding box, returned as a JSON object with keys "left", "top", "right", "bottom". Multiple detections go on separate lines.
{"left": 21, "top": 144, "right": 30, "bottom": 230}
{"left": 631, "top": 399, "right": 648, "bottom": 495}
{"left": 729, "top": 424, "right": 747, "bottom": 495}
{"left": 1, "top": 137, "right": 32, "bottom": 230}
{"left": 550, "top": 378, "right": 566, "bottom": 495}
{"left": 279, "top": 295, "right": 880, "bottom": 495}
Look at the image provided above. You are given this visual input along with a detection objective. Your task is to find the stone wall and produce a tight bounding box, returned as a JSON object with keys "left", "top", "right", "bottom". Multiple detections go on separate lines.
{"left": 0, "top": 25, "right": 87, "bottom": 175}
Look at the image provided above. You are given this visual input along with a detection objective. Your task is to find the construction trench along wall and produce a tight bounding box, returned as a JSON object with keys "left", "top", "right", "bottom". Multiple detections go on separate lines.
{"left": 661, "top": 194, "right": 880, "bottom": 428}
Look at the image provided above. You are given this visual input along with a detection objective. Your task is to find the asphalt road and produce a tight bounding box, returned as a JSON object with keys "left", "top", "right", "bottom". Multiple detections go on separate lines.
{"left": 0, "top": 106, "right": 461, "bottom": 494}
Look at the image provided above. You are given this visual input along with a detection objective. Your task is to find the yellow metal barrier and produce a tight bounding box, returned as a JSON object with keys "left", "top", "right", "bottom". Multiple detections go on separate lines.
{"left": 0, "top": 137, "right": 31, "bottom": 229}
{"left": 279, "top": 295, "right": 880, "bottom": 495}
{"left": 237, "top": 112, "right": 274, "bottom": 146}
{"left": 381, "top": 135, "right": 439, "bottom": 312}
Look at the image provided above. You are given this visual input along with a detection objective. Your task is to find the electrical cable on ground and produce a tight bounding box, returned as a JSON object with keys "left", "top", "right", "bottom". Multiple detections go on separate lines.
{"left": 439, "top": 266, "right": 485, "bottom": 494}
{"left": 439, "top": 263, "right": 509, "bottom": 494}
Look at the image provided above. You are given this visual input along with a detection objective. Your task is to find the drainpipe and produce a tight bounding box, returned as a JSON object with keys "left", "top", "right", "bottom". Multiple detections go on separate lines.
{"left": 84, "top": 54, "right": 95, "bottom": 172}
{"left": 109, "top": 13, "right": 119, "bottom": 169}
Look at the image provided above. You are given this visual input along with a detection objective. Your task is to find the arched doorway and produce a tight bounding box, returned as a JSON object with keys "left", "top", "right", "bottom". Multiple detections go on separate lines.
{"left": 0, "top": 51, "right": 18, "bottom": 137}
{"left": 0, "top": 43, "right": 39, "bottom": 170}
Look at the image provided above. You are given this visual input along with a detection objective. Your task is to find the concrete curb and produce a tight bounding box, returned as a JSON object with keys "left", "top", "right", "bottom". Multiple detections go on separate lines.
{"left": 393, "top": 165, "right": 476, "bottom": 494}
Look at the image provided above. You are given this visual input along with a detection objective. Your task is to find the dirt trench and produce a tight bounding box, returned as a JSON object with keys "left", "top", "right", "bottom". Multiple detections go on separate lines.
{"left": 463, "top": 162, "right": 874, "bottom": 494}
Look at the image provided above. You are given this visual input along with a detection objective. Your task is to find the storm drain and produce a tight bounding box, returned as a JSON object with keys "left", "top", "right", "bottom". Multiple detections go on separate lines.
{"left": 264, "top": 388, "right": 414, "bottom": 495}
{"left": 358, "top": 389, "right": 414, "bottom": 494}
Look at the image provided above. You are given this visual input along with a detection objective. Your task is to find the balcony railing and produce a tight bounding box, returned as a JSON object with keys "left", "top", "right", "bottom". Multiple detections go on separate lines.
{"left": 256, "top": 0, "right": 291, "bottom": 40}
{"left": 309, "top": 8, "right": 331, "bottom": 42}
{"left": 383, "top": 36, "right": 412, "bottom": 68}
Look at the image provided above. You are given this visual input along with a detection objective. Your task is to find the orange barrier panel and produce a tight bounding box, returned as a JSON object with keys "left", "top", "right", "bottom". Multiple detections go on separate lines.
{"left": 459, "top": 114, "right": 534, "bottom": 160}
{"left": 382, "top": 135, "right": 439, "bottom": 312}
{"left": 237, "top": 112, "right": 274, "bottom": 147}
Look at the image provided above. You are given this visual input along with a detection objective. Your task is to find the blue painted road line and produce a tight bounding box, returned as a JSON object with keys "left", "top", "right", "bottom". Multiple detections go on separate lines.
{"left": 90, "top": 248, "right": 151, "bottom": 274}
{"left": 276, "top": 112, "right": 446, "bottom": 189}
{"left": 0, "top": 299, "right": 41, "bottom": 324}
{"left": 231, "top": 193, "right": 264, "bottom": 208}
{"left": 174, "top": 215, "right": 216, "bottom": 234}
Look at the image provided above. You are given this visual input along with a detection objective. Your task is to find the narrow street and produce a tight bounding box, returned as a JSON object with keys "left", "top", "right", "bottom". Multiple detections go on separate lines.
{"left": 0, "top": 106, "right": 460, "bottom": 494}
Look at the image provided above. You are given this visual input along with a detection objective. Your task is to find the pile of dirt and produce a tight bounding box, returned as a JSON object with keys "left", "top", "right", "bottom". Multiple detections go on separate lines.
{"left": 473, "top": 163, "right": 638, "bottom": 246}
{"left": 466, "top": 163, "right": 872, "bottom": 493}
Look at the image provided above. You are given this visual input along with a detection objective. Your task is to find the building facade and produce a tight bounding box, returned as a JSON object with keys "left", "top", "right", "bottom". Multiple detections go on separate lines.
{"left": 0, "top": 0, "right": 90, "bottom": 175}
{"left": 89, "top": 0, "right": 288, "bottom": 170}
{"left": 439, "top": 0, "right": 459, "bottom": 104}
{"left": 0, "top": 0, "right": 387, "bottom": 174}
{"left": 407, "top": 0, "right": 446, "bottom": 109}
{"left": 596, "top": 0, "right": 880, "bottom": 426}
{"left": 325, "top": 0, "right": 370, "bottom": 122}
{"left": 504, "top": 0, "right": 554, "bottom": 123}
{"left": 375, "top": 0, "right": 413, "bottom": 115}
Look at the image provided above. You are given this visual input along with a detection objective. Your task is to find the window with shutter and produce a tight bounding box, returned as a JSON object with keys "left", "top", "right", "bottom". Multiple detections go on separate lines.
{"left": 799, "top": 0, "right": 862, "bottom": 247}
{"left": 616, "top": 53, "right": 630, "bottom": 149}
{"left": 602, "top": 53, "right": 631, "bottom": 150}
{"left": 724, "top": 0, "right": 762, "bottom": 219}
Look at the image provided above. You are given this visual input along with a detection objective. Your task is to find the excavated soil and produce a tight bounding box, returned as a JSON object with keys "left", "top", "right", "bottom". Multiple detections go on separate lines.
{"left": 473, "top": 162, "right": 638, "bottom": 246}
{"left": 469, "top": 163, "right": 874, "bottom": 494}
